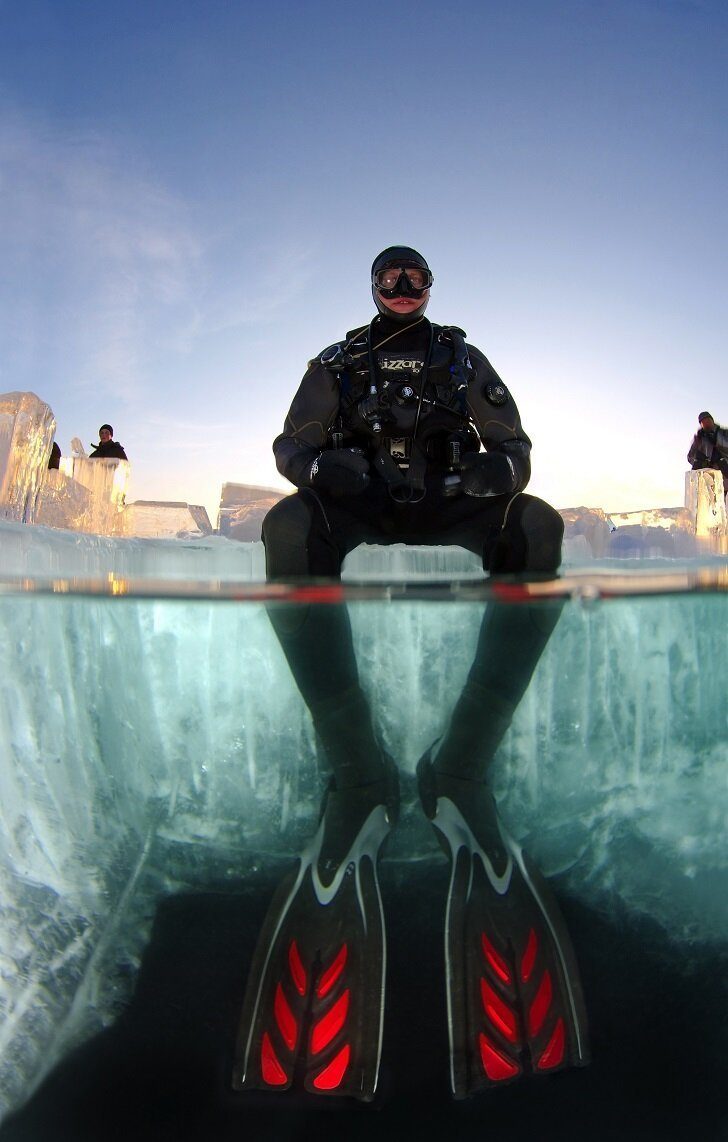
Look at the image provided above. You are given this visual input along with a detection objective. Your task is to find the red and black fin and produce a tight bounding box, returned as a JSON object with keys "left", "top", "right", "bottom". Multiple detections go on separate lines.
{"left": 232, "top": 779, "right": 395, "bottom": 1101}
{"left": 419, "top": 760, "right": 589, "bottom": 1098}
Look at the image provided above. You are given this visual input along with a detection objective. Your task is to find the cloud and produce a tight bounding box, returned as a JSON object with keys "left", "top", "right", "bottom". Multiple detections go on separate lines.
{"left": 0, "top": 107, "right": 319, "bottom": 408}
{"left": 195, "top": 228, "right": 317, "bottom": 334}
{"left": 0, "top": 109, "right": 203, "bottom": 401}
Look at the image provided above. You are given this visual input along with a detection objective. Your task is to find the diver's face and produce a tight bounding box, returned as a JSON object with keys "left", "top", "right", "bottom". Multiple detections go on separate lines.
{"left": 99, "top": 428, "right": 112, "bottom": 443}
{"left": 373, "top": 265, "right": 431, "bottom": 318}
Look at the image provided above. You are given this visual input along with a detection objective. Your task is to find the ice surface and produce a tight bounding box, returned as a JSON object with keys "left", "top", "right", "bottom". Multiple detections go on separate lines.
{"left": 122, "top": 501, "right": 212, "bottom": 538}
{"left": 217, "top": 483, "right": 284, "bottom": 540}
{"left": 0, "top": 520, "right": 726, "bottom": 1121}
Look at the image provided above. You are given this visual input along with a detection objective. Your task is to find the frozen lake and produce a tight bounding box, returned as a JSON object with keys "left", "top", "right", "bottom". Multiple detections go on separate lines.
{"left": 0, "top": 520, "right": 726, "bottom": 1139}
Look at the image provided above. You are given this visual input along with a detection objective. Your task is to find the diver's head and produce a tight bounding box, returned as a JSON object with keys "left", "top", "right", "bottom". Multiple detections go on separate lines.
{"left": 371, "top": 246, "right": 432, "bottom": 323}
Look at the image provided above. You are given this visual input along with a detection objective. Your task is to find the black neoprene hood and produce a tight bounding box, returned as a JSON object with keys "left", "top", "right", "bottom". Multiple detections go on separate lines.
{"left": 370, "top": 245, "right": 430, "bottom": 277}
{"left": 371, "top": 245, "right": 432, "bottom": 323}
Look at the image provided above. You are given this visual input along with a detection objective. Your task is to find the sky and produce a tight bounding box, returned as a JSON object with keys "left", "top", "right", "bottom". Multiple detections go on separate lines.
{"left": 1, "top": 0, "right": 726, "bottom": 525}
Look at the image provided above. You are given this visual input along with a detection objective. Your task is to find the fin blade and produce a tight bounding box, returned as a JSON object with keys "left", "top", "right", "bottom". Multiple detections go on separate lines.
{"left": 232, "top": 790, "right": 394, "bottom": 1102}
{"left": 425, "top": 771, "right": 589, "bottom": 1098}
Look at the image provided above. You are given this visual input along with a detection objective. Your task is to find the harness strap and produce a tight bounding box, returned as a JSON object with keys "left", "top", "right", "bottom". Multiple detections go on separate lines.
{"left": 322, "top": 321, "right": 471, "bottom": 503}
{"left": 371, "top": 438, "right": 429, "bottom": 501}
{"left": 440, "top": 326, "right": 472, "bottom": 416}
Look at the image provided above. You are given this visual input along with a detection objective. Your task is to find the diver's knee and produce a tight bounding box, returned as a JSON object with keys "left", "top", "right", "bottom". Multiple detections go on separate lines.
{"left": 520, "top": 497, "right": 564, "bottom": 573}
{"left": 262, "top": 493, "right": 315, "bottom": 582}
{"left": 262, "top": 494, "right": 311, "bottom": 552}
{"left": 262, "top": 495, "right": 316, "bottom": 634}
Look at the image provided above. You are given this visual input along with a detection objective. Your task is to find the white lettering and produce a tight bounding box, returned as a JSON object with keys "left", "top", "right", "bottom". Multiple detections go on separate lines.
{"left": 380, "top": 357, "right": 423, "bottom": 372}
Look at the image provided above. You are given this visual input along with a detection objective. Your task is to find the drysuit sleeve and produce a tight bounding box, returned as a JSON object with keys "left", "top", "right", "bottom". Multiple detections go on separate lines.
{"left": 465, "top": 344, "right": 532, "bottom": 493}
{"left": 273, "top": 361, "right": 341, "bottom": 488}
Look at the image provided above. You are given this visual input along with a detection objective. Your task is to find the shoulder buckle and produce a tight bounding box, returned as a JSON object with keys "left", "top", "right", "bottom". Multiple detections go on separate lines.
{"left": 320, "top": 342, "right": 354, "bottom": 371}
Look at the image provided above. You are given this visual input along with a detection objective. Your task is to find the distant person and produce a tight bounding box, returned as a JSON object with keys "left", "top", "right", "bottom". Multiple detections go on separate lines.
{"left": 48, "top": 441, "right": 61, "bottom": 470}
{"left": 687, "top": 411, "right": 728, "bottom": 494}
{"left": 89, "top": 424, "right": 128, "bottom": 461}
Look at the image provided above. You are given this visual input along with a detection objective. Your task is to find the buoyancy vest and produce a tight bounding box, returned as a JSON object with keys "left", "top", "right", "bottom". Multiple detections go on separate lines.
{"left": 319, "top": 320, "right": 480, "bottom": 500}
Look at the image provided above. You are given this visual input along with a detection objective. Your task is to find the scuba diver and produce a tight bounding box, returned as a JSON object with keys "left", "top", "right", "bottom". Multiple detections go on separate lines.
{"left": 232, "top": 247, "right": 589, "bottom": 1101}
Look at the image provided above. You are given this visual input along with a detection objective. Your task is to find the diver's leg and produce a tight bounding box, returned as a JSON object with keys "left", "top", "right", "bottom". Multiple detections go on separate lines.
{"left": 431, "top": 494, "right": 565, "bottom": 782}
{"left": 416, "top": 495, "right": 587, "bottom": 1094}
{"left": 262, "top": 491, "right": 389, "bottom": 791}
{"left": 235, "top": 492, "right": 398, "bottom": 1100}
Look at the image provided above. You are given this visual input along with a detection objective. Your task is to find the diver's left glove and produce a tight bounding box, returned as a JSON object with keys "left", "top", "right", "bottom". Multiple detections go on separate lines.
{"left": 309, "top": 448, "right": 371, "bottom": 496}
{"left": 460, "top": 451, "right": 516, "bottom": 497}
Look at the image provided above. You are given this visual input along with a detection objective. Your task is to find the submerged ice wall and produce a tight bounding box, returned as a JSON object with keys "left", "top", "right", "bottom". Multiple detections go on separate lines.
{"left": 0, "top": 528, "right": 727, "bottom": 1121}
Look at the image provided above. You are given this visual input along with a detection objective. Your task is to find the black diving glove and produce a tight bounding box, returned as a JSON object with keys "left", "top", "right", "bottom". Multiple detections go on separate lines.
{"left": 309, "top": 448, "right": 371, "bottom": 496}
{"left": 460, "top": 451, "right": 516, "bottom": 497}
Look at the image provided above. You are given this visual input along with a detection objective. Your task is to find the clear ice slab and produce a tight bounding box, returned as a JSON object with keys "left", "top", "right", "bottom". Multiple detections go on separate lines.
{"left": 0, "top": 520, "right": 726, "bottom": 1122}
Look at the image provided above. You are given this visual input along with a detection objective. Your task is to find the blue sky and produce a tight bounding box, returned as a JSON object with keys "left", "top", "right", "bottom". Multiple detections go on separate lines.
{"left": 1, "top": 0, "right": 726, "bottom": 523}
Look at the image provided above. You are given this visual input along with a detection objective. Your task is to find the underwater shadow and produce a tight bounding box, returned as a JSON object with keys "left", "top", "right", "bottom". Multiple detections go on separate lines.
{"left": 1, "top": 862, "right": 726, "bottom": 1142}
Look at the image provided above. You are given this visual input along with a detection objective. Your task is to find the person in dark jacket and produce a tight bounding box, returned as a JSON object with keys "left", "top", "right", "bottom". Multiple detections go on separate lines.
{"left": 687, "top": 411, "right": 728, "bottom": 494}
{"left": 89, "top": 424, "right": 128, "bottom": 461}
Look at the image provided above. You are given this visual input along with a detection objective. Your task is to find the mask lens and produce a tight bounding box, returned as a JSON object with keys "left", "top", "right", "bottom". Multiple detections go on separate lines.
{"left": 404, "top": 268, "right": 429, "bottom": 290}
{"left": 373, "top": 266, "right": 433, "bottom": 293}
{"left": 375, "top": 268, "right": 403, "bottom": 291}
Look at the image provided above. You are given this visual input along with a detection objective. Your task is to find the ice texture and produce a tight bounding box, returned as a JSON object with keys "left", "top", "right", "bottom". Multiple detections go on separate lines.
{"left": 685, "top": 467, "right": 727, "bottom": 536}
{"left": 51, "top": 456, "right": 130, "bottom": 535}
{"left": 0, "top": 520, "right": 727, "bottom": 1121}
{"left": 121, "top": 500, "right": 212, "bottom": 538}
{"left": 0, "top": 393, "right": 56, "bottom": 524}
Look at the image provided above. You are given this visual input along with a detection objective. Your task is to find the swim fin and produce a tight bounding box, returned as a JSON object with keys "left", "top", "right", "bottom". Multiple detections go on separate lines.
{"left": 418, "top": 754, "right": 589, "bottom": 1098}
{"left": 232, "top": 769, "right": 398, "bottom": 1101}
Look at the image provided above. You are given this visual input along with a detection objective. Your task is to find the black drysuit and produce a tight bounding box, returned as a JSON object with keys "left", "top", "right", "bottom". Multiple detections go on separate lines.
{"left": 262, "top": 315, "right": 564, "bottom": 789}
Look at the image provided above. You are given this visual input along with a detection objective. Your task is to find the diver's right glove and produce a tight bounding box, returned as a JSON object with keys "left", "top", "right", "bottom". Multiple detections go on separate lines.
{"left": 309, "top": 448, "right": 371, "bottom": 496}
{"left": 460, "top": 451, "right": 516, "bottom": 497}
